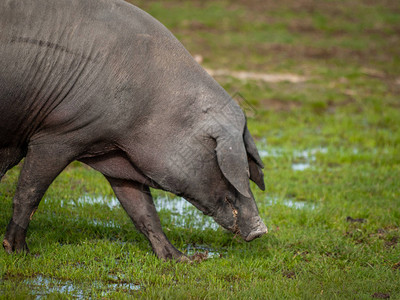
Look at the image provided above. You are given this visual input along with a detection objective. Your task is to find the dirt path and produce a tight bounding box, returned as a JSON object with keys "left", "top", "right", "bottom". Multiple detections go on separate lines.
{"left": 204, "top": 68, "right": 307, "bottom": 83}
{"left": 192, "top": 54, "right": 307, "bottom": 83}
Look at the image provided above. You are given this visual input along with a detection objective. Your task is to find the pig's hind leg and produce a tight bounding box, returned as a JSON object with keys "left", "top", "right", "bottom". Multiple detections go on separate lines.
{"left": 0, "top": 146, "right": 25, "bottom": 181}
{"left": 80, "top": 152, "right": 190, "bottom": 261}
{"left": 3, "top": 144, "right": 74, "bottom": 253}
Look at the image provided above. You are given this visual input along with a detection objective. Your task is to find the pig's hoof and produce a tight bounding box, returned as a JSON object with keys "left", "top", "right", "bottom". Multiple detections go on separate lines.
{"left": 164, "top": 252, "right": 191, "bottom": 263}
{"left": 176, "top": 254, "right": 192, "bottom": 263}
{"left": 2, "top": 238, "right": 29, "bottom": 254}
{"left": 155, "top": 245, "right": 191, "bottom": 262}
{"left": 2, "top": 239, "right": 13, "bottom": 254}
{"left": 3, "top": 220, "right": 29, "bottom": 254}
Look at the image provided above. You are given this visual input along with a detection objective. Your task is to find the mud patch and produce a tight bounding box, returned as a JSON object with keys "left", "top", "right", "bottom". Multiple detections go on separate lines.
{"left": 370, "top": 227, "right": 400, "bottom": 248}
{"left": 283, "top": 270, "right": 296, "bottom": 279}
{"left": 385, "top": 236, "right": 398, "bottom": 248}
{"left": 372, "top": 292, "right": 390, "bottom": 299}
{"left": 190, "top": 252, "right": 209, "bottom": 262}
{"left": 393, "top": 262, "right": 400, "bottom": 270}
{"left": 288, "top": 20, "right": 318, "bottom": 34}
{"left": 346, "top": 216, "right": 366, "bottom": 223}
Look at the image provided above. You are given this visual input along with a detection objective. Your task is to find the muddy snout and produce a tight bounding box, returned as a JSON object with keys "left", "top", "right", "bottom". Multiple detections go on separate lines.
{"left": 241, "top": 216, "right": 268, "bottom": 242}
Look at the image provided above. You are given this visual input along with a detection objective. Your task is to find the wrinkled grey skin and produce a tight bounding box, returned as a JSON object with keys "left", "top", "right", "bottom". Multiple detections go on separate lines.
{"left": 0, "top": 0, "right": 267, "bottom": 261}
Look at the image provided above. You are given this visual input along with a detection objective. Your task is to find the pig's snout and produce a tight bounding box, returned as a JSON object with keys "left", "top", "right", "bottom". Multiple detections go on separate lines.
{"left": 242, "top": 216, "right": 268, "bottom": 242}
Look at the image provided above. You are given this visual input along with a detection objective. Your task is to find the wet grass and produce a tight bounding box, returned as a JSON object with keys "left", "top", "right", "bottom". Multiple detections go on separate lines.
{"left": 1, "top": 0, "right": 400, "bottom": 298}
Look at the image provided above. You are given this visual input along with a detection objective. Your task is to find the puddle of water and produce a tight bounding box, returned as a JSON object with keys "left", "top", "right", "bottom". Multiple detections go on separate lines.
{"left": 47, "top": 194, "right": 219, "bottom": 231}
{"left": 19, "top": 275, "right": 141, "bottom": 298}
{"left": 76, "top": 195, "right": 120, "bottom": 209}
{"left": 291, "top": 148, "right": 327, "bottom": 171}
{"left": 291, "top": 162, "right": 311, "bottom": 171}
{"left": 257, "top": 144, "right": 328, "bottom": 171}
{"left": 154, "top": 196, "right": 190, "bottom": 214}
{"left": 154, "top": 196, "right": 219, "bottom": 231}
{"left": 48, "top": 192, "right": 316, "bottom": 230}
{"left": 44, "top": 195, "right": 120, "bottom": 210}
{"left": 23, "top": 275, "right": 85, "bottom": 298}
{"left": 258, "top": 148, "right": 283, "bottom": 158}
{"left": 294, "top": 147, "right": 328, "bottom": 158}
{"left": 266, "top": 196, "right": 316, "bottom": 210}
{"left": 90, "top": 219, "right": 120, "bottom": 229}
{"left": 281, "top": 199, "right": 316, "bottom": 210}
{"left": 104, "top": 282, "right": 141, "bottom": 292}
{"left": 185, "top": 244, "right": 223, "bottom": 258}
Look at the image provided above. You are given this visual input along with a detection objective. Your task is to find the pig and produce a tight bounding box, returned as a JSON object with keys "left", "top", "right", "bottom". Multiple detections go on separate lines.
{"left": 0, "top": 0, "right": 267, "bottom": 261}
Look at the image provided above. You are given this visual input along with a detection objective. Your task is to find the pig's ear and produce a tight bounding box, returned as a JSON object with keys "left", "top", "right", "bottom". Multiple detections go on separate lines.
{"left": 215, "top": 132, "right": 252, "bottom": 198}
{"left": 244, "top": 125, "right": 265, "bottom": 190}
{"left": 248, "top": 157, "right": 265, "bottom": 190}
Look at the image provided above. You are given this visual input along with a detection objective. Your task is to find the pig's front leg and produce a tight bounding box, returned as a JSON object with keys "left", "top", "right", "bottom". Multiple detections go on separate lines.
{"left": 106, "top": 177, "right": 189, "bottom": 261}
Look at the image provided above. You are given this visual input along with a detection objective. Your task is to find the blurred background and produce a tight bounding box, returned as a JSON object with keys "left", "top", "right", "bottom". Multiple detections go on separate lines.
{"left": 131, "top": 0, "right": 400, "bottom": 146}
{"left": 1, "top": 1, "right": 399, "bottom": 298}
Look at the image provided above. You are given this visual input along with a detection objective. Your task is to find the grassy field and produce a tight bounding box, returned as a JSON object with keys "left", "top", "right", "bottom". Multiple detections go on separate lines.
{"left": 1, "top": 0, "right": 400, "bottom": 298}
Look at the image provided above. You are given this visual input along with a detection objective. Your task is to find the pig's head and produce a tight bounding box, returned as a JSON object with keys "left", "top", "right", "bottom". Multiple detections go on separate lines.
{"left": 153, "top": 101, "right": 267, "bottom": 242}
{"left": 191, "top": 119, "right": 267, "bottom": 241}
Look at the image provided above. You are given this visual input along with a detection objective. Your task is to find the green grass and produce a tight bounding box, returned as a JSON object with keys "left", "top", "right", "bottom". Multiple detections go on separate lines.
{"left": 1, "top": 0, "right": 400, "bottom": 298}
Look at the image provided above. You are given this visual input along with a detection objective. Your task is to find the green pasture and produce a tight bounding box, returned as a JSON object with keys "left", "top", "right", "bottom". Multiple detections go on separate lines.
{"left": 1, "top": 0, "right": 399, "bottom": 298}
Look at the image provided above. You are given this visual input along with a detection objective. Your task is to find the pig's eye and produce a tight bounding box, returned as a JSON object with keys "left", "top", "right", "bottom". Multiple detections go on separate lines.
{"left": 199, "top": 135, "right": 217, "bottom": 151}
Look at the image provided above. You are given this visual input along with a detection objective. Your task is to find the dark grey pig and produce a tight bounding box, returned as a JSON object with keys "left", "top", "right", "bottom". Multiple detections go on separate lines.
{"left": 0, "top": 0, "right": 267, "bottom": 261}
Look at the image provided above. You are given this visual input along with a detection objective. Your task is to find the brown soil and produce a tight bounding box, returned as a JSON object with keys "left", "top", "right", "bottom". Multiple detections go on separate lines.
{"left": 234, "top": 0, "right": 400, "bottom": 15}
{"left": 346, "top": 216, "right": 367, "bottom": 223}
{"left": 372, "top": 293, "right": 390, "bottom": 299}
{"left": 190, "top": 251, "right": 209, "bottom": 262}
{"left": 259, "top": 98, "right": 302, "bottom": 111}
{"left": 283, "top": 270, "right": 296, "bottom": 279}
